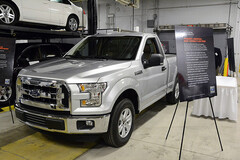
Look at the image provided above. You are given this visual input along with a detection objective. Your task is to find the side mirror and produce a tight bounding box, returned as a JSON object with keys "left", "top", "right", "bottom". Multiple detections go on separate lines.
{"left": 143, "top": 54, "right": 164, "bottom": 68}
{"left": 149, "top": 54, "right": 164, "bottom": 66}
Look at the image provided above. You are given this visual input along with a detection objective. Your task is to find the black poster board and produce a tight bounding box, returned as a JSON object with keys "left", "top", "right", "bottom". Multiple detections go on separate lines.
{"left": 0, "top": 37, "right": 16, "bottom": 86}
{"left": 175, "top": 26, "right": 217, "bottom": 102}
{"left": 227, "top": 38, "right": 235, "bottom": 72}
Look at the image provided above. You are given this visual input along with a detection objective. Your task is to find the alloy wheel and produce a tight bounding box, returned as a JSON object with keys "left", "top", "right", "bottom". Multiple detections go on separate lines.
{"left": 175, "top": 82, "right": 179, "bottom": 99}
{"left": 118, "top": 108, "right": 132, "bottom": 138}
{"left": 68, "top": 18, "right": 78, "bottom": 31}
{"left": 0, "top": 4, "right": 15, "bottom": 24}
{"left": 0, "top": 86, "right": 12, "bottom": 102}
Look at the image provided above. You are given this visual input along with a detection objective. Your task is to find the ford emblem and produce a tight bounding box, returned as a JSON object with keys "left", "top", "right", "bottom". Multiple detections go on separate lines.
{"left": 29, "top": 89, "right": 41, "bottom": 98}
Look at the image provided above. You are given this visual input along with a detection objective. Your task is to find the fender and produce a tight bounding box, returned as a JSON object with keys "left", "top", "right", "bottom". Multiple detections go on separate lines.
{"left": 10, "top": 0, "right": 22, "bottom": 20}
{"left": 102, "top": 77, "right": 141, "bottom": 114}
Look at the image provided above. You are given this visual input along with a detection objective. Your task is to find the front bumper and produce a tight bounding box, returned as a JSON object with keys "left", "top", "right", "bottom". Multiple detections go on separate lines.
{"left": 15, "top": 104, "right": 110, "bottom": 134}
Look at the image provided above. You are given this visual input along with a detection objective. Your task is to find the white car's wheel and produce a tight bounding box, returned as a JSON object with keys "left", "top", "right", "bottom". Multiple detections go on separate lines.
{"left": 0, "top": 1, "right": 18, "bottom": 25}
{"left": 66, "top": 15, "right": 79, "bottom": 32}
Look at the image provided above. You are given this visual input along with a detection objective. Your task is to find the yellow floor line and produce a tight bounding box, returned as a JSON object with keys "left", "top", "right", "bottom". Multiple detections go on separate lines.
{"left": 0, "top": 105, "right": 15, "bottom": 113}
{"left": 0, "top": 132, "right": 95, "bottom": 160}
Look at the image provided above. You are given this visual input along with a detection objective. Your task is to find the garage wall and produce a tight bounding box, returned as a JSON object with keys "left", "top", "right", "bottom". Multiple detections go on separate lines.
{"left": 98, "top": 0, "right": 238, "bottom": 33}
{"left": 97, "top": 0, "right": 240, "bottom": 75}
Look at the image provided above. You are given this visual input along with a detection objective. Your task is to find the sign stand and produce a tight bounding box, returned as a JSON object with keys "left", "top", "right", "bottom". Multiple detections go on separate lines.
{"left": 9, "top": 101, "right": 14, "bottom": 124}
{"left": 165, "top": 98, "right": 223, "bottom": 160}
{"left": 0, "top": 37, "right": 16, "bottom": 124}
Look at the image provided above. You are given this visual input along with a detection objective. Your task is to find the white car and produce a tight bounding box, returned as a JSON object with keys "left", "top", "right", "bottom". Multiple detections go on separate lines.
{"left": 0, "top": 0, "right": 86, "bottom": 31}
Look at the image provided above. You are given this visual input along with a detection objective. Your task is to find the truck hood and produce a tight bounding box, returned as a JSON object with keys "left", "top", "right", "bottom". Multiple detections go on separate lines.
{"left": 19, "top": 58, "right": 132, "bottom": 83}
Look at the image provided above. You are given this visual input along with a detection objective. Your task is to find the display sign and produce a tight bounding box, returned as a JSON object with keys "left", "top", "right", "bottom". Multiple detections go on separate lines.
{"left": 175, "top": 26, "right": 217, "bottom": 102}
{"left": 0, "top": 37, "right": 16, "bottom": 86}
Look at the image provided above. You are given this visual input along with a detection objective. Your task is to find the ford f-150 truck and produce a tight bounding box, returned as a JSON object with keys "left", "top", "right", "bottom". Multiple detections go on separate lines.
{"left": 15, "top": 32, "right": 179, "bottom": 147}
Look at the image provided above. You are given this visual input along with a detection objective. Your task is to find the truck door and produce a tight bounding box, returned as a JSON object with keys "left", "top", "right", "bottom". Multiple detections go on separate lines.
{"left": 140, "top": 37, "right": 168, "bottom": 108}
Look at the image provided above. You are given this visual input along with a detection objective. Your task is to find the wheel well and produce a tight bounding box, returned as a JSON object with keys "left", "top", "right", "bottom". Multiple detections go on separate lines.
{"left": 8, "top": 0, "right": 20, "bottom": 19}
{"left": 68, "top": 14, "right": 79, "bottom": 23}
{"left": 113, "top": 89, "right": 139, "bottom": 114}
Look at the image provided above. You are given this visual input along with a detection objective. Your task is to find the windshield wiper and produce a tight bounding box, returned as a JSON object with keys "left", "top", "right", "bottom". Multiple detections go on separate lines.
{"left": 65, "top": 55, "right": 91, "bottom": 60}
{"left": 93, "top": 56, "right": 109, "bottom": 60}
{"left": 64, "top": 55, "right": 74, "bottom": 59}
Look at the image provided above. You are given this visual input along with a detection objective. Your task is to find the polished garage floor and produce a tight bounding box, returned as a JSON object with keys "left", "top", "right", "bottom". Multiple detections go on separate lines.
{"left": 0, "top": 83, "right": 239, "bottom": 160}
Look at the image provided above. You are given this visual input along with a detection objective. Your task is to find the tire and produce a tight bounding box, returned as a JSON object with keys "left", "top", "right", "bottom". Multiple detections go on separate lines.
{"left": 65, "top": 15, "right": 79, "bottom": 32}
{"left": 103, "top": 98, "right": 135, "bottom": 147}
{"left": 166, "top": 78, "right": 179, "bottom": 104}
{"left": 0, "top": 1, "right": 19, "bottom": 25}
{"left": 0, "top": 85, "right": 14, "bottom": 108}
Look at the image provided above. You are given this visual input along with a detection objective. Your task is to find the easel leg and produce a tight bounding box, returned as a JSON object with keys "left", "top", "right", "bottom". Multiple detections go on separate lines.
{"left": 166, "top": 101, "right": 179, "bottom": 140}
{"left": 9, "top": 101, "right": 14, "bottom": 124}
{"left": 209, "top": 97, "right": 223, "bottom": 151}
{"left": 179, "top": 101, "right": 189, "bottom": 160}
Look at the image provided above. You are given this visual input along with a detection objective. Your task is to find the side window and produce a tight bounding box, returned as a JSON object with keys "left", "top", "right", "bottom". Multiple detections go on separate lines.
{"left": 22, "top": 47, "right": 40, "bottom": 61}
{"left": 41, "top": 45, "right": 62, "bottom": 58}
{"left": 142, "top": 38, "right": 160, "bottom": 61}
{"left": 63, "top": 0, "right": 71, "bottom": 4}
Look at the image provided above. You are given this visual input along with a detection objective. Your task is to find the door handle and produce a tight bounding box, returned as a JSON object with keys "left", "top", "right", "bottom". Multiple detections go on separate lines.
{"left": 162, "top": 66, "right": 167, "bottom": 71}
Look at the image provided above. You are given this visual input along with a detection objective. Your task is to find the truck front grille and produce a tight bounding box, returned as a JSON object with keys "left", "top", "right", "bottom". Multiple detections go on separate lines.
{"left": 17, "top": 77, "right": 70, "bottom": 111}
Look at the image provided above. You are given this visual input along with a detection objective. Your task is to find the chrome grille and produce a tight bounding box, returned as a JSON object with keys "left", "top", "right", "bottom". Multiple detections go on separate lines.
{"left": 17, "top": 77, "right": 70, "bottom": 111}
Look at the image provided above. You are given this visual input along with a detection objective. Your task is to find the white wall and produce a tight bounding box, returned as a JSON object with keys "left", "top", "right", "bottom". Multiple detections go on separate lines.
{"left": 98, "top": 0, "right": 240, "bottom": 75}
{"left": 98, "top": 0, "right": 238, "bottom": 32}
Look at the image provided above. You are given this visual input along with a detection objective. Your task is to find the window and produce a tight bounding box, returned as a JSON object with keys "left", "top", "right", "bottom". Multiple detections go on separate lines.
{"left": 50, "top": 0, "right": 62, "bottom": 3}
{"left": 65, "top": 36, "right": 142, "bottom": 60}
{"left": 50, "top": 0, "right": 70, "bottom": 4}
{"left": 40, "top": 45, "right": 62, "bottom": 58}
{"left": 21, "top": 46, "right": 41, "bottom": 61}
{"left": 142, "top": 38, "right": 160, "bottom": 60}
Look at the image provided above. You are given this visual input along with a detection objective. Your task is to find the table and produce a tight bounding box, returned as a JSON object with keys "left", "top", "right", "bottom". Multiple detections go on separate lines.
{"left": 192, "top": 76, "right": 238, "bottom": 121}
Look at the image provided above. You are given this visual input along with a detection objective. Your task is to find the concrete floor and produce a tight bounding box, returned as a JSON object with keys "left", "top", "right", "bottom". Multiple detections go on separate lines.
{"left": 0, "top": 82, "right": 239, "bottom": 160}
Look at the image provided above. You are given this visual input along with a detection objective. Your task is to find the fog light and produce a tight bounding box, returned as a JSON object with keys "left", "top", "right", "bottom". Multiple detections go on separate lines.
{"left": 86, "top": 120, "right": 94, "bottom": 126}
{"left": 77, "top": 120, "right": 95, "bottom": 130}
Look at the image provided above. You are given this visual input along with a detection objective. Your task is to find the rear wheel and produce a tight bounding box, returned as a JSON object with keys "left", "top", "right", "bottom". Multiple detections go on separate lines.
{"left": 66, "top": 15, "right": 79, "bottom": 32}
{"left": 166, "top": 78, "right": 179, "bottom": 104}
{"left": 103, "top": 98, "right": 135, "bottom": 147}
{"left": 0, "top": 1, "right": 18, "bottom": 25}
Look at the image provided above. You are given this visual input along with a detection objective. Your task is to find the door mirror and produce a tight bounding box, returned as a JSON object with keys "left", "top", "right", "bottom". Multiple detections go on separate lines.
{"left": 143, "top": 54, "right": 164, "bottom": 69}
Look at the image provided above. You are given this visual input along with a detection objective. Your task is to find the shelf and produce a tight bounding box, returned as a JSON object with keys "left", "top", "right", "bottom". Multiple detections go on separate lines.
{"left": 0, "top": 24, "right": 85, "bottom": 40}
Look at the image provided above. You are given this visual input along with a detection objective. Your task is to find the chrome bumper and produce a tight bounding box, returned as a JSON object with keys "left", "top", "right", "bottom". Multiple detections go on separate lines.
{"left": 15, "top": 106, "right": 110, "bottom": 134}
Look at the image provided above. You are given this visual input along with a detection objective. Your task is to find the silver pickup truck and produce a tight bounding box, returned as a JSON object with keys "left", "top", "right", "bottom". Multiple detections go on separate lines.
{"left": 15, "top": 32, "right": 179, "bottom": 147}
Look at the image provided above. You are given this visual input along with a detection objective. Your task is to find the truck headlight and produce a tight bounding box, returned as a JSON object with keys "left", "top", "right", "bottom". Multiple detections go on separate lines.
{"left": 16, "top": 77, "right": 22, "bottom": 103}
{"left": 78, "top": 83, "right": 107, "bottom": 107}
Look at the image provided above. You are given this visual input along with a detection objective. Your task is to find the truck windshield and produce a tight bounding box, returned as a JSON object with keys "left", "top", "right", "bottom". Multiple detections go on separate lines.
{"left": 65, "top": 36, "right": 142, "bottom": 60}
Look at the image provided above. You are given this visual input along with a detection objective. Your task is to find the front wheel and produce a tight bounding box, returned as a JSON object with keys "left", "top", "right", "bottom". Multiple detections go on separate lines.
{"left": 0, "top": 1, "right": 18, "bottom": 25}
{"left": 103, "top": 98, "right": 135, "bottom": 147}
{"left": 66, "top": 15, "right": 79, "bottom": 32}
